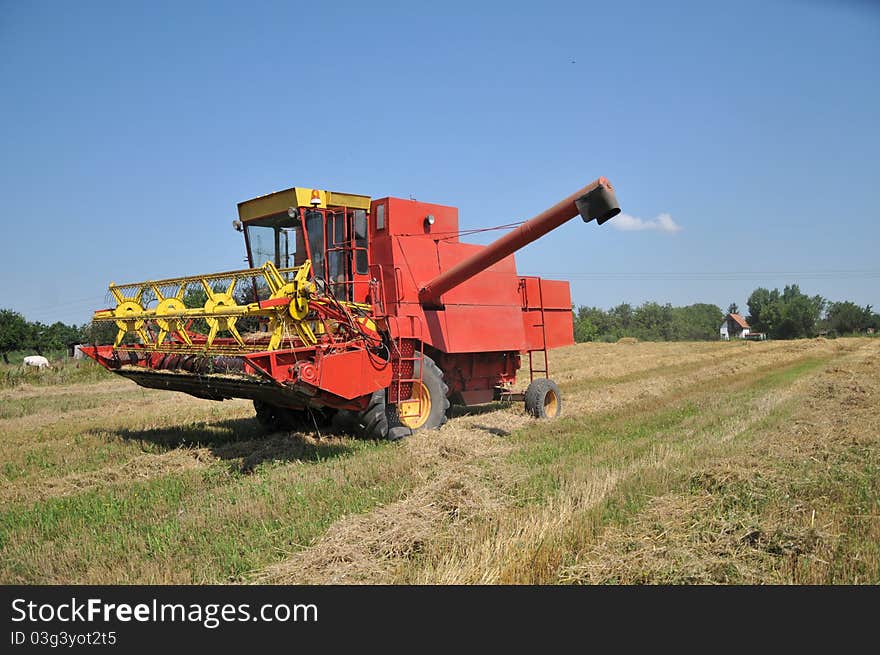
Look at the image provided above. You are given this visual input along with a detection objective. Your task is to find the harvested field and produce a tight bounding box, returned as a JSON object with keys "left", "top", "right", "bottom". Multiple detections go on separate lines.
{"left": 1, "top": 338, "right": 877, "bottom": 584}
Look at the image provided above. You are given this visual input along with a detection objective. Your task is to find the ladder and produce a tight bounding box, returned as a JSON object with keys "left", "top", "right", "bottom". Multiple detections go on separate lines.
{"left": 389, "top": 315, "right": 425, "bottom": 418}
{"left": 527, "top": 278, "right": 550, "bottom": 382}
{"left": 367, "top": 266, "right": 425, "bottom": 413}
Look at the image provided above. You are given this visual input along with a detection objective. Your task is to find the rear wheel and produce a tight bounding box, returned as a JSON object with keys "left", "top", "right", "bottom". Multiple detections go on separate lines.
{"left": 524, "top": 378, "right": 562, "bottom": 419}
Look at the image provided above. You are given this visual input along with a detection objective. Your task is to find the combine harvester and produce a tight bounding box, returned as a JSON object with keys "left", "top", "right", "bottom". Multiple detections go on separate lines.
{"left": 83, "top": 178, "right": 620, "bottom": 440}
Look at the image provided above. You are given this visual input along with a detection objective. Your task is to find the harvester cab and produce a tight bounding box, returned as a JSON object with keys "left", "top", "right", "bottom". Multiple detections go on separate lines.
{"left": 83, "top": 177, "right": 620, "bottom": 440}
{"left": 236, "top": 188, "right": 373, "bottom": 305}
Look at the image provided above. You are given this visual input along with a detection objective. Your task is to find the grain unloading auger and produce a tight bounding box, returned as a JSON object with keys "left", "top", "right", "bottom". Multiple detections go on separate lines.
{"left": 83, "top": 178, "right": 620, "bottom": 439}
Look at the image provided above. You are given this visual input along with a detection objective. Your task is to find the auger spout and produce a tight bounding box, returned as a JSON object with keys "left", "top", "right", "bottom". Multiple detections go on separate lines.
{"left": 418, "top": 177, "right": 619, "bottom": 306}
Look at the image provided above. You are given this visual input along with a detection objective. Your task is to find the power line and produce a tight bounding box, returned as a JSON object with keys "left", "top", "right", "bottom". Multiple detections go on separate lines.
{"left": 523, "top": 270, "right": 880, "bottom": 281}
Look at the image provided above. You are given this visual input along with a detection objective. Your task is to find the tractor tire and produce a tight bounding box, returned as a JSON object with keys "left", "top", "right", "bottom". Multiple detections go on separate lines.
{"left": 336, "top": 394, "right": 405, "bottom": 441}
{"left": 387, "top": 354, "right": 449, "bottom": 434}
{"left": 524, "top": 378, "right": 562, "bottom": 419}
{"left": 352, "top": 390, "right": 390, "bottom": 440}
{"left": 335, "top": 355, "right": 450, "bottom": 441}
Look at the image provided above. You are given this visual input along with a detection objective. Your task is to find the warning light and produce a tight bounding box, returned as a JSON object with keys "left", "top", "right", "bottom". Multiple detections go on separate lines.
{"left": 310, "top": 190, "right": 322, "bottom": 206}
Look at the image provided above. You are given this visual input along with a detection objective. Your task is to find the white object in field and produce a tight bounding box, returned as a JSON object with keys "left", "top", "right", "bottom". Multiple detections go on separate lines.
{"left": 23, "top": 355, "right": 50, "bottom": 369}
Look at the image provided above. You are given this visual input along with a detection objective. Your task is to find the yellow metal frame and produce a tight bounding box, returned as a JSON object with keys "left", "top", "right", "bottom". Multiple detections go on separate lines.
{"left": 94, "top": 261, "right": 325, "bottom": 353}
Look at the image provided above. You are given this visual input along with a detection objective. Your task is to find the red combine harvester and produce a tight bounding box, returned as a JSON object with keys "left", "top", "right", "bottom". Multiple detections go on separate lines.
{"left": 83, "top": 178, "right": 620, "bottom": 440}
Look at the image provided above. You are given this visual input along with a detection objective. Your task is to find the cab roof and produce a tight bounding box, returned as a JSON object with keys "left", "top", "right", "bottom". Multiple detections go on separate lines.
{"left": 237, "top": 186, "right": 371, "bottom": 222}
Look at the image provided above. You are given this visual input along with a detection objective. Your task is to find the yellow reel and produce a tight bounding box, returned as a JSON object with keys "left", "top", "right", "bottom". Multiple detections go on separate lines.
{"left": 155, "top": 297, "right": 191, "bottom": 345}
{"left": 203, "top": 291, "right": 244, "bottom": 347}
{"left": 113, "top": 301, "right": 149, "bottom": 347}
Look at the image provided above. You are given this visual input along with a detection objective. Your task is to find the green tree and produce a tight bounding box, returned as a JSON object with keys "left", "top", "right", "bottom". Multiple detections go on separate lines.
{"left": 746, "top": 287, "right": 778, "bottom": 334}
{"left": 774, "top": 285, "right": 824, "bottom": 339}
{"left": 0, "top": 309, "right": 30, "bottom": 364}
{"left": 572, "top": 302, "right": 723, "bottom": 342}
{"left": 672, "top": 303, "right": 724, "bottom": 340}
{"left": 37, "top": 321, "right": 84, "bottom": 352}
{"left": 826, "top": 301, "right": 873, "bottom": 335}
{"left": 633, "top": 302, "right": 673, "bottom": 340}
{"left": 28, "top": 321, "right": 46, "bottom": 354}
{"left": 608, "top": 303, "right": 634, "bottom": 338}
{"left": 573, "top": 306, "right": 599, "bottom": 342}
{"left": 83, "top": 320, "right": 118, "bottom": 345}
{"left": 573, "top": 306, "right": 615, "bottom": 342}
{"left": 748, "top": 284, "right": 824, "bottom": 339}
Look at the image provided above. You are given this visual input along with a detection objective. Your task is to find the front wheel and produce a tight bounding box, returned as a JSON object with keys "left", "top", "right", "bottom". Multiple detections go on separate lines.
{"left": 388, "top": 354, "right": 450, "bottom": 434}
{"left": 337, "top": 354, "right": 450, "bottom": 441}
{"left": 524, "top": 378, "right": 562, "bottom": 419}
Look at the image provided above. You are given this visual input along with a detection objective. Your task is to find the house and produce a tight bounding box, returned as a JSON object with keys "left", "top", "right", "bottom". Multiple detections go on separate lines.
{"left": 720, "top": 313, "right": 750, "bottom": 340}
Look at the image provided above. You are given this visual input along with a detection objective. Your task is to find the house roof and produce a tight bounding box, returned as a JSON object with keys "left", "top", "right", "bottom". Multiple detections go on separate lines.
{"left": 728, "top": 313, "right": 750, "bottom": 329}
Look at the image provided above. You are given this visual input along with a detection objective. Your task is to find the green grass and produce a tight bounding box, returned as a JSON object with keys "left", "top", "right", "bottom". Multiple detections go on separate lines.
{"left": 0, "top": 441, "right": 418, "bottom": 583}
{"left": 0, "top": 391, "right": 119, "bottom": 419}
{"left": 510, "top": 402, "right": 701, "bottom": 505}
{"left": 527, "top": 354, "right": 876, "bottom": 584}
{"left": 510, "top": 356, "right": 830, "bottom": 508}
{"left": 0, "top": 358, "right": 110, "bottom": 389}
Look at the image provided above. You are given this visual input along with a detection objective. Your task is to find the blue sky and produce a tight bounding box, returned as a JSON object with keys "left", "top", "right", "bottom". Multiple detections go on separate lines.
{"left": 1, "top": 0, "right": 878, "bottom": 325}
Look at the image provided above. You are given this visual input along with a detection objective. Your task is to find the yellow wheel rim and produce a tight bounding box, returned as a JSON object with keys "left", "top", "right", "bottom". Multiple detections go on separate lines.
{"left": 544, "top": 388, "right": 559, "bottom": 418}
{"left": 398, "top": 381, "right": 431, "bottom": 429}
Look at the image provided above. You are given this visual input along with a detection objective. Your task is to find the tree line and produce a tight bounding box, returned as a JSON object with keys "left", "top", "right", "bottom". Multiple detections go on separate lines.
{"left": 746, "top": 285, "right": 878, "bottom": 339}
{"left": 574, "top": 284, "right": 879, "bottom": 343}
{"left": 574, "top": 302, "right": 724, "bottom": 342}
{"left": 0, "top": 309, "right": 116, "bottom": 364}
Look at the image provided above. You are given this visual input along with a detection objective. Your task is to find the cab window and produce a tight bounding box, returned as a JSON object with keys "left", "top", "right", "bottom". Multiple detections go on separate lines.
{"left": 244, "top": 212, "right": 299, "bottom": 269}
{"left": 304, "top": 209, "right": 326, "bottom": 280}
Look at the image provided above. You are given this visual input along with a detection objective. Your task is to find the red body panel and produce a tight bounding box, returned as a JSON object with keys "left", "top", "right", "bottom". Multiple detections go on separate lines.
{"left": 439, "top": 305, "right": 526, "bottom": 353}
{"left": 354, "top": 198, "right": 574, "bottom": 404}
{"left": 519, "top": 277, "right": 575, "bottom": 351}
{"left": 431, "top": 350, "right": 520, "bottom": 405}
{"left": 362, "top": 194, "right": 575, "bottom": 399}
{"left": 368, "top": 199, "right": 572, "bottom": 354}
{"left": 316, "top": 348, "right": 393, "bottom": 400}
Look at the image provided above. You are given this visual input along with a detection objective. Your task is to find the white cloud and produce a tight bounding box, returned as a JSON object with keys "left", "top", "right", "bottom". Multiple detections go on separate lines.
{"left": 610, "top": 212, "right": 682, "bottom": 233}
